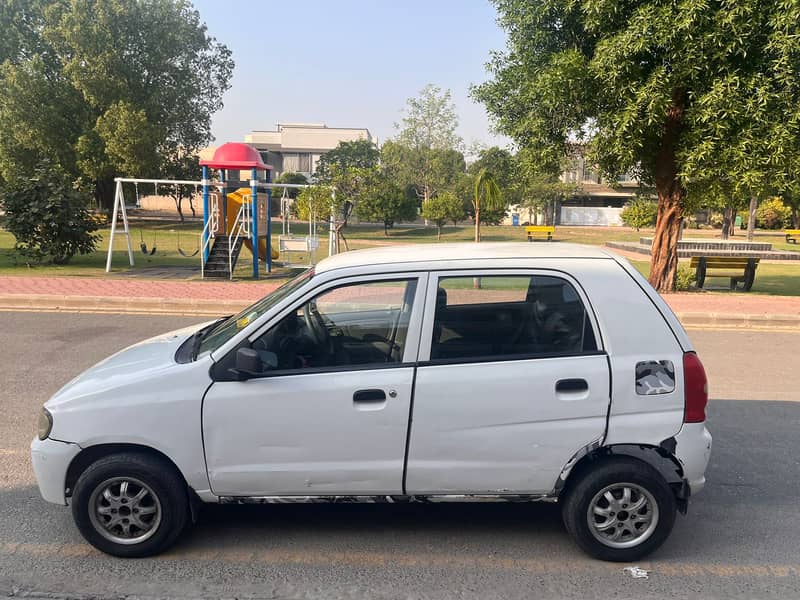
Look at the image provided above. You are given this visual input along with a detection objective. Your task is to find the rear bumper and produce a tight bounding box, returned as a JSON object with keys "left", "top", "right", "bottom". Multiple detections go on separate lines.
{"left": 673, "top": 422, "right": 712, "bottom": 494}
{"left": 30, "top": 437, "right": 81, "bottom": 505}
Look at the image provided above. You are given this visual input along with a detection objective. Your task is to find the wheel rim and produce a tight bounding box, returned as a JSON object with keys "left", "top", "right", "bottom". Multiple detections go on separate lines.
{"left": 587, "top": 482, "right": 659, "bottom": 549}
{"left": 88, "top": 477, "right": 162, "bottom": 545}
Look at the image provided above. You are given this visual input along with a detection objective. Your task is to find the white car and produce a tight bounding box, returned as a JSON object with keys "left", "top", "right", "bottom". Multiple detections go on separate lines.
{"left": 31, "top": 243, "right": 712, "bottom": 561}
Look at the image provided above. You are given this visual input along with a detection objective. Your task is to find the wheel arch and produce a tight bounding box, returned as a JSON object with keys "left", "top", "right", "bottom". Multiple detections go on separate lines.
{"left": 556, "top": 442, "right": 689, "bottom": 513}
{"left": 65, "top": 443, "right": 192, "bottom": 504}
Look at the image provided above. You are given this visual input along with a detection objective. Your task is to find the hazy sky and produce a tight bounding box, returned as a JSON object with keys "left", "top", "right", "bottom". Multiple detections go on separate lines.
{"left": 191, "top": 0, "right": 509, "bottom": 148}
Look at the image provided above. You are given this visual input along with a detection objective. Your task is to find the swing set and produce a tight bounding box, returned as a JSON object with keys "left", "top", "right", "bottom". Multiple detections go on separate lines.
{"left": 106, "top": 143, "right": 340, "bottom": 278}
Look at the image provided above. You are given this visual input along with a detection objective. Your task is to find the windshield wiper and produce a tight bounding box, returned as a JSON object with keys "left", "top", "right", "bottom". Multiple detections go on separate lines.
{"left": 190, "top": 315, "right": 232, "bottom": 360}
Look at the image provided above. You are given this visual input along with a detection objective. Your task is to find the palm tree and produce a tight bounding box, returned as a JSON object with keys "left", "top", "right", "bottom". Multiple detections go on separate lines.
{"left": 472, "top": 168, "right": 503, "bottom": 242}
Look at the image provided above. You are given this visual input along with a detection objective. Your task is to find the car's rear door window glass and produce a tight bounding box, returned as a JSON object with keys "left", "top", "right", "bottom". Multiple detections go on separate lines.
{"left": 431, "top": 275, "right": 597, "bottom": 360}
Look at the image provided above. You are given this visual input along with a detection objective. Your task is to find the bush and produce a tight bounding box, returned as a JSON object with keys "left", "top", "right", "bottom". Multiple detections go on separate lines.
{"left": 675, "top": 265, "right": 696, "bottom": 291}
{"left": 0, "top": 162, "right": 100, "bottom": 265}
{"left": 620, "top": 198, "right": 658, "bottom": 230}
{"left": 755, "top": 197, "right": 791, "bottom": 230}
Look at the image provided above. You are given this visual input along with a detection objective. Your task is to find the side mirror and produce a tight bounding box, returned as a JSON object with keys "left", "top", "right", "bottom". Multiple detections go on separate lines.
{"left": 230, "top": 347, "right": 276, "bottom": 379}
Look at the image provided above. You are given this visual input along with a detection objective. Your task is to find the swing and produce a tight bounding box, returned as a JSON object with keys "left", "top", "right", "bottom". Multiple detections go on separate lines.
{"left": 177, "top": 230, "right": 199, "bottom": 257}
{"left": 139, "top": 229, "right": 157, "bottom": 256}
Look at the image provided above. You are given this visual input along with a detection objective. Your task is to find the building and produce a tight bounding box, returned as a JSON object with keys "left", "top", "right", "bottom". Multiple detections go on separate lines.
{"left": 244, "top": 123, "right": 373, "bottom": 180}
{"left": 557, "top": 156, "right": 642, "bottom": 226}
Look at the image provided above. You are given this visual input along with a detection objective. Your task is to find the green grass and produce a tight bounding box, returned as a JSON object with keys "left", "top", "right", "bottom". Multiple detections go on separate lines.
{"left": 627, "top": 259, "right": 800, "bottom": 296}
{"left": 1, "top": 218, "right": 798, "bottom": 295}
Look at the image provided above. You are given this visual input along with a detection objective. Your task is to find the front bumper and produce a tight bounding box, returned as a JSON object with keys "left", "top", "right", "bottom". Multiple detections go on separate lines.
{"left": 30, "top": 437, "right": 81, "bottom": 505}
{"left": 673, "top": 422, "right": 713, "bottom": 494}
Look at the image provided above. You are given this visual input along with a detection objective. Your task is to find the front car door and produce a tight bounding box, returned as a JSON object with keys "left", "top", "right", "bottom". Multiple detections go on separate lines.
{"left": 406, "top": 270, "right": 611, "bottom": 495}
{"left": 202, "top": 273, "right": 427, "bottom": 497}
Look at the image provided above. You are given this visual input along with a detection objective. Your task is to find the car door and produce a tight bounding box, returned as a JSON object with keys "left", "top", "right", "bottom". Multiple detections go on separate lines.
{"left": 406, "top": 270, "right": 611, "bottom": 495}
{"left": 202, "top": 273, "right": 427, "bottom": 497}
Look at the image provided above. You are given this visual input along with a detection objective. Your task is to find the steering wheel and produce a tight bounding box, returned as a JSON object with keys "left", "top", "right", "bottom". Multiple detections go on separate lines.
{"left": 303, "top": 301, "right": 330, "bottom": 348}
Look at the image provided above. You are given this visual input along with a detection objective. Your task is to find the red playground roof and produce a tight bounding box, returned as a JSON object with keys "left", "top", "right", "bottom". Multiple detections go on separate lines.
{"left": 200, "top": 142, "right": 272, "bottom": 170}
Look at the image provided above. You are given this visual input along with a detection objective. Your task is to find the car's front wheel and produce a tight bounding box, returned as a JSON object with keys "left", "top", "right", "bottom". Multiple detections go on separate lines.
{"left": 561, "top": 457, "right": 677, "bottom": 562}
{"left": 71, "top": 452, "right": 189, "bottom": 557}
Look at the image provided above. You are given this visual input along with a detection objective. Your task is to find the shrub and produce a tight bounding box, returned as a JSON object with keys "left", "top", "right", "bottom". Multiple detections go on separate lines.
{"left": 620, "top": 198, "right": 658, "bottom": 230}
{"left": 675, "top": 265, "right": 696, "bottom": 291}
{"left": 755, "top": 197, "right": 791, "bottom": 230}
{"left": 0, "top": 162, "right": 100, "bottom": 265}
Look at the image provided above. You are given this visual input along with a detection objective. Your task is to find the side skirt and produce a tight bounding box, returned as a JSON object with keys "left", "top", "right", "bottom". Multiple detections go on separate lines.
{"left": 218, "top": 494, "right": 557, "bottom": 504}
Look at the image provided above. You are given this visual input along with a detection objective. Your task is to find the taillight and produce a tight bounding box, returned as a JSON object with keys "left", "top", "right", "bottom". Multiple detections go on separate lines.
{"left": 683, "top": 351, "right": 708, "bottom": 423}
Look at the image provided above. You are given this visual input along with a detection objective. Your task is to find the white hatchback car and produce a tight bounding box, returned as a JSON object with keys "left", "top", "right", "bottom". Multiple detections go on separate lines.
{"left": 32, "top": 243, "right": 712, "bottom": 561}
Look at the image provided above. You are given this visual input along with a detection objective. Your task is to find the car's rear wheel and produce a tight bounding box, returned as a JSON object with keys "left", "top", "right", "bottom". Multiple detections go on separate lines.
{"left": 71, "top": 452, "right": 189, "bottom": 557}
{"left": 561, "top": 457, "right": 677, "bottom": 562}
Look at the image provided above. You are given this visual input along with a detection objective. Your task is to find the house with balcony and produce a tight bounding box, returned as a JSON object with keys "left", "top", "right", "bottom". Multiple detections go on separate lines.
{"left": 244, "top": 123, "right": 373, "bottom": 180}
{"left": 557, "top": 156, "right": 643, "bottom": 226}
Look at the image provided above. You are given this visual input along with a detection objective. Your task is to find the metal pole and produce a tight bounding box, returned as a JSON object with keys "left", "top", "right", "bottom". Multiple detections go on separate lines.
{"left": 201, "top": 166, "right": 210, "bottom": 263}
{"left": 251, "top": 167, "right": 258, "bottom": 279}
{"left": 266, "top": 168, "right": 272, "bottom": 273}
{"left": 105, "top": 180, "right": 122, "bottom": 272}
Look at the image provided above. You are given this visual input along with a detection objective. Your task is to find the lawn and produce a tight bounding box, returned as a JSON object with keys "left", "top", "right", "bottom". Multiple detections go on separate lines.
{"left": 1, "top": 218, "right": 798, "bottom": 296}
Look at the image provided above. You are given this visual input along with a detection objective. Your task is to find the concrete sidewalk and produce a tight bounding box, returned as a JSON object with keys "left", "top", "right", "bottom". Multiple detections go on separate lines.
{"left": 1, "top": 275, "right": 799, "bottom": 329}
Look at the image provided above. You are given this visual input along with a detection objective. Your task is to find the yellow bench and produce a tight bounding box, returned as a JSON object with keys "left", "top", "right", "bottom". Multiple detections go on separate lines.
{"left": 525, "top": 225, "right": 555, "bottom": 241}
{"left": 785, "top": 229, "right": 800, "bottom": 244}
{"left": 689, "top": 256, "right": 760, "bottom": 291}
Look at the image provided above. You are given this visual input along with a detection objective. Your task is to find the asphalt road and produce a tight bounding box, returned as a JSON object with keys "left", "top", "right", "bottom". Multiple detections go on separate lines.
{"left": 1, "top": 312, "right": 799, "bottom": 599}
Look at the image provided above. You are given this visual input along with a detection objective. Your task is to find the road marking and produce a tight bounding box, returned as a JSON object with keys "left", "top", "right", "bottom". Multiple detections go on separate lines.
{"left": 0, "top": 540, "right": 798, "bottom": 578}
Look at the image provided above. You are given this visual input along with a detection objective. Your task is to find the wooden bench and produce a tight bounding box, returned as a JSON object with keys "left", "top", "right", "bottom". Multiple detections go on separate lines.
{"left": 525, "top": 225, "right": 555, "bottom": 241}
{"left": 785, "top": 229, "right": 800, "bottom": 244}
{"left": 690, "top": 256, "right": 760, "bottom": 291}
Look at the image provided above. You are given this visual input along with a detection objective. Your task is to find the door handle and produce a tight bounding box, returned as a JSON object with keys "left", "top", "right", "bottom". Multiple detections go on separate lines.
{"left": 353, "top": 389, "right": 386, "bottom": 403}
{"left": 555, "top": 378, "right": 589, "bottom": 393}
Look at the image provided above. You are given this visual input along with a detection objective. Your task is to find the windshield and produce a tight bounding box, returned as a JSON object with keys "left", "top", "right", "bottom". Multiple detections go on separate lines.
{"left": 195, "top": 268, "right": 314, "bottom": 359}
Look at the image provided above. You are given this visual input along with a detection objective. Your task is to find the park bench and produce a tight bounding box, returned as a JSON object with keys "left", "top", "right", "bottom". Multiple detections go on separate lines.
{"left": 785, "top": 229, "right": 800, "bottom": 244}
{"left": 526, "top": 225, "right": 555, "bottom": 241}
{"left": 690, "top": 256, "right": 760, "bottom": 291}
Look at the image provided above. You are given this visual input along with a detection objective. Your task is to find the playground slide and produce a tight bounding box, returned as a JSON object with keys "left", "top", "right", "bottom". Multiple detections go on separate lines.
{"left": 258, "top": 238, "right": 280, "bottom": 261}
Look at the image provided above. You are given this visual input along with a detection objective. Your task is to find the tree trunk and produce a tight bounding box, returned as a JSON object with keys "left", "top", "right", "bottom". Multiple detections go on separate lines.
{"left": 747, "top": 196, "right": 757, "bottom": 241}
{"left": 436, "top": 224, "right": 442, "bottom": 240}
{"left": 648, "top": 88, "right": 686, "bottom": 293}
{"left": 474, "top": 205, "right": 481, "bottom": 242}
{"left": 721, "top": 206, "right": 732, "bottom": 240}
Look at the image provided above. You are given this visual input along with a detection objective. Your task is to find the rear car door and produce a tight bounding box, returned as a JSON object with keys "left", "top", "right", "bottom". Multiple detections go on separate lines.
{"left": 406, "top": 270, "right": 611, "bottom": 494}
{"left": 202, "top": 274, "right": 426, "bottom": 497}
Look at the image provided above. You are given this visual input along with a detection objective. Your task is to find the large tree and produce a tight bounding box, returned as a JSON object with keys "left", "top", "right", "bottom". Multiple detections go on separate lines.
{"left": 395, "top": 84, "right": 463, "bottom": 152}
{"left": 0, "top": 0, "right": 233, "bottom": 207}
{"left": 382, "top": 140, "right": 466, "bottom": 206}
{"left": 473, "top": 0, "right": 800, "bottom": 291}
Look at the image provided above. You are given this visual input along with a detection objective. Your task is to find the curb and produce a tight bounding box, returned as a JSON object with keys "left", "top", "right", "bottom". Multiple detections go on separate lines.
{"left": 1, "top": 294, "right": 799, "bottom": 330}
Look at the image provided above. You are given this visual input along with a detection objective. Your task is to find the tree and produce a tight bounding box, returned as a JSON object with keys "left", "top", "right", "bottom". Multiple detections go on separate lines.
{"left": 421, "top": 192, "right": 465, "bottom": 240}
{"left": 395, "top": 84, "right": 462, "bottom": 151}
{"left": 472, "top": 169, "right": 503, "bottom": 242}
{"left": 473, "top": 0, "right": 800, "bottom": 291}
{"left": 0, "top": 0, "right": 233, "bottom": 207}
{"left": 161, "top": 150, "right": 201, "bottom": 222}
{"left": 0, "top": 161, "right": 100, "bottom": 265}
{"left": 356, "top": 174, "right": 417, "bottom": 235}
{"left": 620, "top": 198, "right": 659, "bottom": 231}
{"left": 295, "top": 185, "right": 332, "bottom": 223}
{"left": 469, "top": 147, "right": 519, "bottom": 205}
{"left": 381, "top": 141, "right": 465, "bottom": 205}
{"left": 275, "top": 172, "right": 309, "bottom": 200}
{"left": 315, "top": 139, "right": 379, "bottom": 181}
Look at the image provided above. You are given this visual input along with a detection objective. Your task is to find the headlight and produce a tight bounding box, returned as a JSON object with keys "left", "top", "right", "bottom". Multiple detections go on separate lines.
{"left": 37, "top": 408, "right": 53, "bottom": 440}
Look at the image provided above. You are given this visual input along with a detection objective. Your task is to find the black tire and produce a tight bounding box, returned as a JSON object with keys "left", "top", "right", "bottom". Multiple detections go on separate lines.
{"left": 561, "top": 457, "right": 676, "bottom": 562}
{"left": 71, "top": 452, "right": 189, "bottom": 558}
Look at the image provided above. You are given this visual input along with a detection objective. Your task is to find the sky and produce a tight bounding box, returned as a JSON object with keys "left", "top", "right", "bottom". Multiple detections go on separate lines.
{"left": 191, "top": 0, "right": 509, "bottom": 149}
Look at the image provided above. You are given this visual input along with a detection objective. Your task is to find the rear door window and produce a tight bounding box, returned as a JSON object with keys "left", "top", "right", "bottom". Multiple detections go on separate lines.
{"left": 430, "top": 274, "right": 598, "bottom": 361}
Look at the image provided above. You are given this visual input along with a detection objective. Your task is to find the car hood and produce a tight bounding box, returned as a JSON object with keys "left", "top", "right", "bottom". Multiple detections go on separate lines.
{"left": 46, "top": 321, "right": 214, "bottom": 409}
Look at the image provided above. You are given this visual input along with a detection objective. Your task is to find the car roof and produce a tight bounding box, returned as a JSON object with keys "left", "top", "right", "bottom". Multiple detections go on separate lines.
{"left": 315, "top": 242, "right": 615, "bottom": 273}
